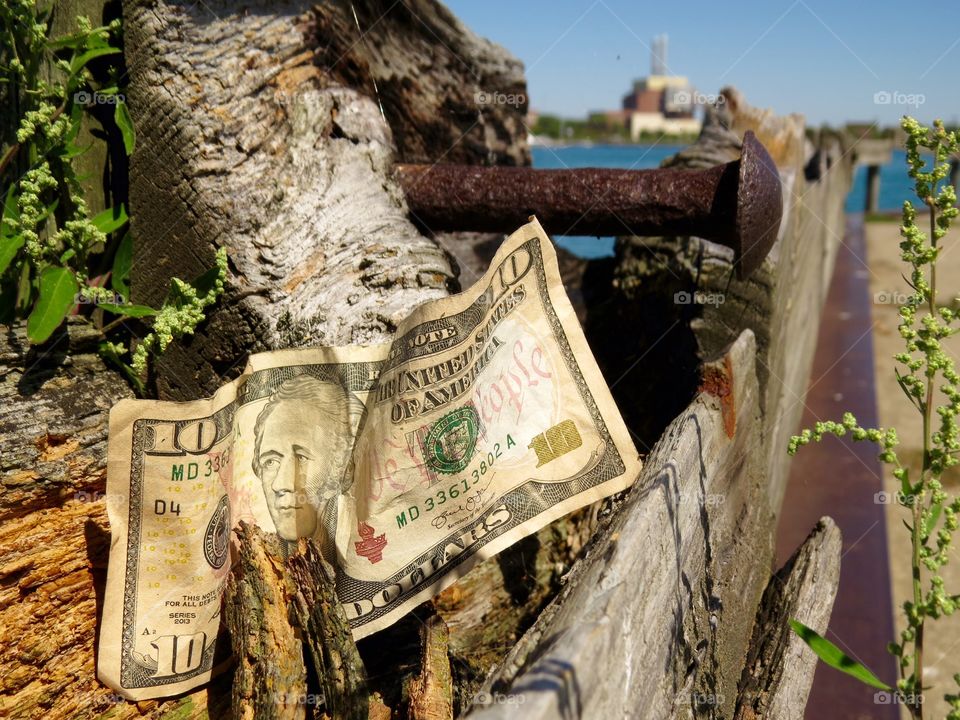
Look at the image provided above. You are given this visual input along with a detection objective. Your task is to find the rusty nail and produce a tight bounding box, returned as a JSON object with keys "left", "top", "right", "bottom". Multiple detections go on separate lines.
{"left": 396, "top": 130, "right": 783, "bottom": 279}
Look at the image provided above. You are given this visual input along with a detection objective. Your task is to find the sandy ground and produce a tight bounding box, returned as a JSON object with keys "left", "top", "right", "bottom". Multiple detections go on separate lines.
{"left": 866, "top": 217, "right": 960, "bottom": 719}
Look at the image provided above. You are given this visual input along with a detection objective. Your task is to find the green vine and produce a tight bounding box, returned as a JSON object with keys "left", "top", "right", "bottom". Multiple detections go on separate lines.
{"left": 1, "top": 3, "right": 225, "bottom": 394}
{"left": 788, "top": 117, "right": 960, "bottom": 719}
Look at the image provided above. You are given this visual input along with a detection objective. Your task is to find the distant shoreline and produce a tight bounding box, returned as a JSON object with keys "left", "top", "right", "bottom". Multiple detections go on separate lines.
{"left": 530, "top": 138, "right": 691, "bottom": 149}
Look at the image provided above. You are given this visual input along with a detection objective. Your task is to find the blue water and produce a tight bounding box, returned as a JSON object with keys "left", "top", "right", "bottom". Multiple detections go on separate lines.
{"left": 531, "top": 144, "right": 686, "bottom": 258}
{"left": 532, "top": 144, "right": 916, "bottom": 258}
{"left": 846, "top": 149, "right": 913, "bottom": 214}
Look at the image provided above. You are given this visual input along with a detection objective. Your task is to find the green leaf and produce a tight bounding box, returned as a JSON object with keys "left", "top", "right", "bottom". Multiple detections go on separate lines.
{"left": 897, "top": 467, "right": 911, "bottom": 498}
{"left": 0, "top": 233, "right": 25, "bottom": 276}
{"left": 91, "top": 204, "right": 128, "bottom": 235}
{"left": 2, "top": 184, "right": 19, "bottom": 226}
{"left": 47, "top": 26, "right": 113, "bottom": 50}
{"left": 191, "top": 264, "right": 221, "bottom": 297}
{"left": 97, "top": 302, "right": 156, "bottom": 318}
{"left": 98, "top": 341, "right": 145, "bottom": 396}
{"left": 63, "top": 139, "right": 94, "bottom": 159}
{"left": 924, "top": 502, "right": 943, "bottom": 537}
{"left": 111, "top": 232, "right": 133, "bottom": 298}
{"left": 114, "top": 100, "right": 135, "bottom": 155}
{"left": 789, "top": 619, "right": 892, "bottom": 691}
{"left": 69, "top": 46, "right": 121, "bottom": 76}
{"left": 27, "top": 267, "right": 79, "bottom": 344}
{"left": 894, "top": 370, "right": 922, "bottom": 411}
{"left": 16, "top": 263, "right": 32, "bottom": 312}
{"left": 0, "top": 186, "right": 24, "bottom": 275}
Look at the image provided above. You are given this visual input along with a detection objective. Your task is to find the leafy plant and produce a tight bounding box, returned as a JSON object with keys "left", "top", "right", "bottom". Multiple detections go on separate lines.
{"left": 788, "top": 117, "right": 960, "bottom": 719}
{"left": 1, "top": 3, "right": 225, "bottom": 393}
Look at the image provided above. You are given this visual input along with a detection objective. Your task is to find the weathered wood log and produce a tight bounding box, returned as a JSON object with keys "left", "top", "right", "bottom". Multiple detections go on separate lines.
{"left": 0, "top": 321, "right": 132, "bottom": 521}
{"left": 225, "top": 522, "right": 307, "bottom": 720}
{"left": 470, "top": 329, "right": 764, "bottom": 718}
{"left": 124, "top": 0, "right": 526, "bottom": 401}
{"left": 466, "top": 91, "right": 854, "bottom": 719}
{"left": 408, "top": 614, "right": 454, "bottom": 720}
{"left": 287, "top": 539, "right": 370, "bottom": 720}
{"left": 0, "top": 322, "right": 233, "bottom": 719}
{"left": 734, "top": 517, "right": 842, "bottom": 720}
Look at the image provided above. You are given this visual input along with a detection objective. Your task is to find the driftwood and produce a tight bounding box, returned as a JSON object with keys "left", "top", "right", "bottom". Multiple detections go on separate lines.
{"left": 408, "top": 615, "right": 454, "bottom": 720}
{"left": 464, "top": 92, "right": 854, "bottom": 718}
{"left": 734, "top": 517, "right": 842, "bottom": 720}
{"left": 0, "top": 322, "right": 135, "bottom": 718}
{"left": 225, "top": 523, "right": 307, "bottom": 720}
{"left": 123, "top": 0, "right": 526, "bottom": 400}
{"left": 225, "top": 523, "right": 374, "bottom": 720}
{"left": 287, "top": 538, "right": 371, "bottom": 720}
{"left": 0, "top": 321, "right": 132, "bottom": 520}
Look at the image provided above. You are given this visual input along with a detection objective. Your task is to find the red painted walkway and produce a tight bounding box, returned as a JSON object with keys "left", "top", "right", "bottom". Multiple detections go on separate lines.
{"left": 776, "top": 214, "right": 899, "bottom": 720}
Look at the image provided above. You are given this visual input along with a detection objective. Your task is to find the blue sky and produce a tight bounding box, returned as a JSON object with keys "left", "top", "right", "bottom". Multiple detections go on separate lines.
{"left": 443, "top": 0, "right": 960, "bottom": 127}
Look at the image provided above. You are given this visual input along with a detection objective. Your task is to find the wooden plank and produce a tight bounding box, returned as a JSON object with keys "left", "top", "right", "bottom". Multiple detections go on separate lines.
{"left": 471, "top": 329, "right": 763, "bottom": 718}
{"left": 735, "top": 517, "right": 842, "bottom": 720}
{"left": 467, "top": 90, "right": 855, "bottom": 719}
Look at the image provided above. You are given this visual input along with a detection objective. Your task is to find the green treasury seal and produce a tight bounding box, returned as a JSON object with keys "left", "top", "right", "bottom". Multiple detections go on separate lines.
{"left": 424, "top": 406, "right": 480, "bottom": 474}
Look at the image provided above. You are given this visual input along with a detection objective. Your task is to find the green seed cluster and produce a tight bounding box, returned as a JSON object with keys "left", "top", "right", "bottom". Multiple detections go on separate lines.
{"left": 789, "top": 118, "right": 960, "bottom": 718}
{"left": 131, "top": 248, "right": 228, "bottom": 374}
{"left": 2, "top": 10, "right": 225, "bottom": 386}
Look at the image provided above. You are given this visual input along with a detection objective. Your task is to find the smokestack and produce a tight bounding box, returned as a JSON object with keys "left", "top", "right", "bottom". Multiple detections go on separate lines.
{"left": 651, "top": 33, "right": 668, "bottom": 76}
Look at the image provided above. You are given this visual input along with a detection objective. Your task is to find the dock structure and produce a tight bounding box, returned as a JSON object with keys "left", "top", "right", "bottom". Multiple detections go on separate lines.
{"left": 853, "top": 136, "right": 960, "bottom": 213}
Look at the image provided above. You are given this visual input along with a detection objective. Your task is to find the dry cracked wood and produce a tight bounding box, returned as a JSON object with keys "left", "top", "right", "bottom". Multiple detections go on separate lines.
{"left": 225, "top": 522, "right": 307, "bottom": 720}
{"left": 467, "top": 90, "right": 853, "bottom": 720}
{"left": 734, "top": 517, "right": 842, "bottom": 720}
{"left": 124, "top": 0, "right": 527, "bottom": 400}
{"left": 470, "top": 329, "right": 766, "bottom": 719}
{"left": 226, "top": 523, "right": 385, "bottom": 720}
{"left": 288, "top": 538, "right": 371, "bottom": 720}
{"left": 0, "top": 321, "right": 132, "bottom": 521}
{"left": 0, "top": 321, "right": 233, "bottom": 719}
{"left": 408, "top": 614, "right": 454, "bottom": 720}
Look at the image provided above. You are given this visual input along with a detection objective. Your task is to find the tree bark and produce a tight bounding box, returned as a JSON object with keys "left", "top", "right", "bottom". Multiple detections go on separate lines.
{"left": 123, "top": 0, "right": 527, "bottom": 400}
{"left": 225, "top": 522, "right": 307, "bottom": 720}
